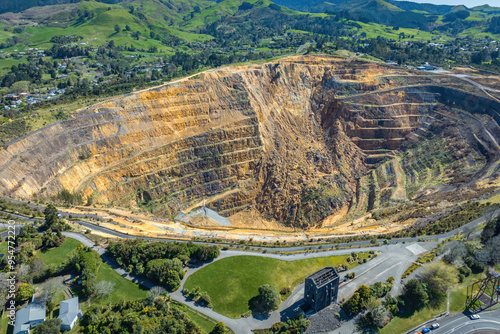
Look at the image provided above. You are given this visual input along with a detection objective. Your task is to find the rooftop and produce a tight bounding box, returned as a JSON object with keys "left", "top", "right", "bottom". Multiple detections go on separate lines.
{"left": 58, "top": 297, "right": 80, "bottom": 327}
{"left": 307, "top": 267, "right": 338, "bottom": 288}
{"left": 13, "top": 302, "right": 45, "bottom": 334}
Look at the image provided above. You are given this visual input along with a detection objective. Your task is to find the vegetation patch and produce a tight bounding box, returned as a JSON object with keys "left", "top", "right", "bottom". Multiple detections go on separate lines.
{"left": 35, "top": 237, "right": 81, "bottom": 266}
{"left": 184, "top": 253, "right": 370, "bottom": 318}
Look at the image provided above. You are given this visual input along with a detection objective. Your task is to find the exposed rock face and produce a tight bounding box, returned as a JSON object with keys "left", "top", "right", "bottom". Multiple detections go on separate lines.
{"left": 0, "top": 56, "right": 499, "bottom": 228}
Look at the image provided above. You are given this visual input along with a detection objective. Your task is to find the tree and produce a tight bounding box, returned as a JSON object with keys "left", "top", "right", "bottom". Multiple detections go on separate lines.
{"left": 114, "top": 24, "right": 120, "bottom": 34}
{"left": 258, "top": 284, "right": 280, "bottom": 312}
{"left": 30, "top": 259, "right": 45, "bottom": 276}
{"left": 11, "top": 81, "right": 29, "bottom": 94}
{"left": 32, "top": 318, "right": 62, "bottom": 334}
{"left": 420, "top": 262, "right": 458, "bottom": 297}
{"left": 194, "top": 245, "right": 220, "bottom": 262}
{"left": 147, "top": 286, "right": 166, "bottom": 301}
{"left": 82, "top": 269, "right": 97, "bottom": 297}
{"left": 481, "top": 214, "right": 500, "bottom": 244}
{"left": 210, "top": 322, "right": 229, "bottom": 334}
{"left": 43, "top": 204, "right": 59, "bottom": 229}
{"left": 0, "top": 273, "right": 8, "bottom": 308}
{"left": 16, "top": 283, "right": 35, "bottom": 302}
{"left": 372, "top": 305, "right": 390, "bottom": 327}
{"left": 43, "top": 279, "right": 63, "bottom": 314}
{"left": 402, "top": 279, "right": 428, "bottom": 310}
{"left": 95, "top": 280, "right": 115, "bottom": 299}
{"left": 17, "top": 264, "right": 30, "bottom": 283}
{"left": 343, "top": 292, "right": 361, "bottom": 315}
{"left": 357, "top": 285, "right": 371, "bottom": 301}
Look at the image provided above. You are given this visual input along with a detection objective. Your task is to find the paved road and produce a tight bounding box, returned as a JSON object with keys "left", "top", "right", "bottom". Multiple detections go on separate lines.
{"left": 1, "top": 201, "right": 495, "bottom": 253}
{"left": 409, "top": 309, "right": 500, "bottom": 334}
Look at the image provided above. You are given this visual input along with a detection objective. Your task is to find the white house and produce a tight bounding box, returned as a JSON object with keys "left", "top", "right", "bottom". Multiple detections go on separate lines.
{"left": 58, "top": 297, "right": 81, "bottom": 331}
{"left": 13, "top": 302, "right": 46, "bottom": 334}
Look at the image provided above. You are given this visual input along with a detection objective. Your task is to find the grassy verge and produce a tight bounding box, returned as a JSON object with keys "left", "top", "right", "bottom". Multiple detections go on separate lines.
{"left": 384, "top": 264, "right": 500, "bottom": 334}
{"left": 449, "top": 264, "right": 500, "bottom": 313}
{"left": 184, "top": 253, "right": 370, "bottom": 318}
{"left": 174, "top": 303, "right": 222, "bottom": 333}
{"left": 0, "top": 241, "right": 7, "bottom": 256}
{"left": 93, "top": 261, "right": 148, "bottom": 305}
{"left": 35, "top": 237, "right": 82, "bottom": 266}
{"left": 380, "top": 302, "right": 446, "bottom": 334}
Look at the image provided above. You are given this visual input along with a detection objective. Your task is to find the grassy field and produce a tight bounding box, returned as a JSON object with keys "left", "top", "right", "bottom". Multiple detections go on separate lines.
{"left": 355, "top": 22, "right": 443, "bottom": 41}
{"left": 184, "top": 253, "right": 370, "bottom": 318}
{"left": 93, "top": 261, "right": 148, "bottom": 305}
{"left": 35, "top": 237, "right": 82, "bottom": 266}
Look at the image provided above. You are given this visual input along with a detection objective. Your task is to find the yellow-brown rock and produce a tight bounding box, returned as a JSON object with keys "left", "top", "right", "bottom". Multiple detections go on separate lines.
{"left": 1, "top": 56, "right": 499, "bottom": 228}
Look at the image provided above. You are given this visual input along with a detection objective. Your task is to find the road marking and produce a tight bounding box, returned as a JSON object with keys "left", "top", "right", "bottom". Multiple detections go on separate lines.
{"left": 339, "top": 256, "right": 394, "bottom": 299}
{"left": 362, "top": 261, "right": 402, "bottom": 287}
{"left": 443, "top": 319, "right": 500, "bottom": 334}
{"left": 406, "top": 243, "right": 427, "bottom": 255}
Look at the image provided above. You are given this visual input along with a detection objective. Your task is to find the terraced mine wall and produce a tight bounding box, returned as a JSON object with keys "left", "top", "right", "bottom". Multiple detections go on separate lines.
{"left": 428, "top": 86, "right": 500, "bottom": 124}
{"left": 0, "top": 58, "right": 499, "bottom": 228}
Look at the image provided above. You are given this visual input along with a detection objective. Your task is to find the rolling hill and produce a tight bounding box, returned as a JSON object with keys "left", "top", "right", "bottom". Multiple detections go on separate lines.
{"left": 0, "top": 0, "right": 127, "bottom": 14}
{"left": 310, "top": 0, "right": 429, "bottom": 29}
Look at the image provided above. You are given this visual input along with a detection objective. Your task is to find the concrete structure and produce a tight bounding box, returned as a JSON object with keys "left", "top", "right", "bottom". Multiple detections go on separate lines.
{"left": 58, "top": 297, "right": 81, "bottom": 331}
{"left": 304, "top": 267, "right": 340, "bottom": 312}
{"left": 13, "top": 302, "right": 46, "bottom": 334}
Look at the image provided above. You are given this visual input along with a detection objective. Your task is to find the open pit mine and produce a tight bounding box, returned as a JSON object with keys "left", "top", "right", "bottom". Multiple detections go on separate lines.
{"left": 1, "top": 56, "right": 499, "bottom": 236}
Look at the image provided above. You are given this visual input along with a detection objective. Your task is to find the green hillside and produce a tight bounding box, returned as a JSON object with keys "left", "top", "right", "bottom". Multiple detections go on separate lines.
{"left": 0, "top": 0, "right": 497, "bottom": 146}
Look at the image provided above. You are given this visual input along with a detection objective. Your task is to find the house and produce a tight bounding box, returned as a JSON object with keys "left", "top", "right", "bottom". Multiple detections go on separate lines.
{"left": 417, "top": 63, "right": 437, "bottom": 71}
{"left": 13, "top": 302, "right": 46, "bottom": 334}
{"left": 58, "top": 297, "right": 81, "bottom": 331}
{"left": 304, "top": 267, "right": 340, "bottom": 312}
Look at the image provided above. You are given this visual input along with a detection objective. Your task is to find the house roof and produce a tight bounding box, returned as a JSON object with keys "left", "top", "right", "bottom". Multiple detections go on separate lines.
{"left": 58, "top": 297, "right": 80, "bottom": 326}
{"left": 306, "top": 267, "right": 338, "bottom": 288}
{"left": 13, "top": 302, "right": 46, "bottom": 334}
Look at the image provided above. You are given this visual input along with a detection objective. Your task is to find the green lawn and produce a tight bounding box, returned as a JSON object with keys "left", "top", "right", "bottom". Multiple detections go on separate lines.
{"left": 177, "top": 303, "right": 220, "bottom": 333}
{"left": 0, "top": 310, "right": 10, "bottom": 334}
{"left": 0, "top": 241, "right": 7, "bottom": 257}
{"left": 184, "top": 253, "right": 370, "bottom": 318}
{"left": 35, "top": 237, "right": 82, "bottom": 266}
{"left": 94, "top": 261, "right": 148, "bottom": 305}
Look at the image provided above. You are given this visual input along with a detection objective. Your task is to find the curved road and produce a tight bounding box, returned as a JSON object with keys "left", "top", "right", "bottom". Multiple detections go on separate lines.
{"left": 1, "top": 197, "right": 497, "bottom": 253}
{"left": 409, "top": 309, "right": 500, "bottom": 334}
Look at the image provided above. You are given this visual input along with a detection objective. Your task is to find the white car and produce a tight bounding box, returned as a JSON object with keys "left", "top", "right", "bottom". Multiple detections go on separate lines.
{"left": 470, "top": 314, "right": 480, "bottom": 320}
{"left": 431, "top": 323, "right": 440, "bottom": 329}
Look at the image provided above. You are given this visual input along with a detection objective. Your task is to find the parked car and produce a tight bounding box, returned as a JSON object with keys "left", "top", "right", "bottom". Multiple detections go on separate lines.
{"left": 422, "top": 328, "right": 431, "bottom": 333}
{"left": 470, "top": 314, "right": 480, "bottom": 320}
{"left": 431, "top": 323, "right": 440, "bottom": 329}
